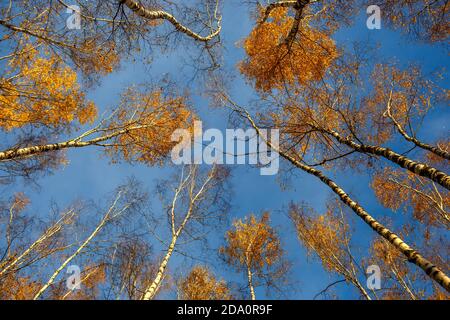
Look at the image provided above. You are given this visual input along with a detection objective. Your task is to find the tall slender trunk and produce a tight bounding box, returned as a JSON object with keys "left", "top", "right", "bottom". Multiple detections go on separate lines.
{"left": 323, "top": 129, "right": 450, "bottom": 190}
{"left": 33, "top": 212, "right": 110, "bottom": 300}
{"left": 353, "top": 280, "right": 372, "bottom": 300}
{"left": 141, "top": 165, "right": 215, "bottom": 300}
{"left": 245, "top": 239, "right": 256, "bottom": 300}
{"left": 241, "top": 109, "right": 450, "bottom": 292}
{"left": 0, "top": 212, "right": 73, "bottom": 278}
{"left": 0, "top": 127, "right": 134, "bottom": 161}
{"left": 142, "top": 236, "right": 177, "bottom": 300}
{"left": 246, "top": 264, "right": 256, "bottom": 300}
{"left": 290, "top": 153, "right": 450, "bottom": 291}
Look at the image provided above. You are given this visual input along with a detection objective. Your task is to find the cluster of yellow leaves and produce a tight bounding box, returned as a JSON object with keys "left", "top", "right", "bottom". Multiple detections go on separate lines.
{"left": 107, "top": 88, "right": 195, "bottom": 165}
{"left": 290, "top": 204, "right": 349, "bottom": 273}
{"left": 372, "top": 167, "right": 450, "bottom": 228}
{"left": 239, "top": 7, "right": 338, "bottom": 92}
{"left": 0, "top": 274, "right": 41, "bottom": 300}
{"left": 220, "top": 213, "right": 282, "bottom": 272}
{"left": 0, "top": 44, "right": 97, "bottom": 131}
{"left": 74, "top": 39, "right": 120, "bottom": 76}
{"left": 372, "top": 168, "right": 409, "bottom": 211}
{"left": 179, "top": 266, "right": 232, "bottom": 300}
{"left": 371, "top": 238, "right": 405, "bottom": 274}
{"left": 363, "top": 64, "right": 439, "bottom": 145}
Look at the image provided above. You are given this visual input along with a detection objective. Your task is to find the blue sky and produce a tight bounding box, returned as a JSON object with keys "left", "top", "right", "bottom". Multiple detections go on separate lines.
{"left": 2, "top": 1, "right": 448, "bottom": 299}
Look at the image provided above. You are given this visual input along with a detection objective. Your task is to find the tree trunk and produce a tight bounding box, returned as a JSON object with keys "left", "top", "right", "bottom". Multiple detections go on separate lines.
{"left": 241, "top": 110, "right": 450, "bottom": 292}
{"left": 324, "top": 129, "right": 450, "bottom": 190}
{"left": 142, "top": 237, "right": 177, "bottom": 300}
{"left": 246, "top": 264, "right": 256, "bottom": 300}
{"left": 353, "top": 280, "right": 372, "bottom": 300}
{"left": 33, "top": 212, "right": 110, "bottom": 300}
{"left": 301, "top": 161, "right": 450, "bottom": 292}
{"left": 0, "top": 127, "right": 133, "bottom": 161}
{"left": 120, "top": 0, "right": 221, "bottom": 42}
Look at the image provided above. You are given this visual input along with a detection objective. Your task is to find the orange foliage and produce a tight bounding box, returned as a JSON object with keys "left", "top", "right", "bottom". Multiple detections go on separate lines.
{"left": 239, "top": 7, "right": 338, "bottom": 92}
{"left": 220, "top": 213, "right": 283, "bottom": 273}
{"left": 0, "top": 45, "right": 97, "bottom": 131}
{"left": 0, "top": 274, "right": 41, "bottom": 300}
{"left": 106, "top": 88, "right": 195, "bottom": 165}
{"left": 363, "top": 64, "right": 438, "bottom": 144}
{"left": 290, "top": 203, "right": 351, "bottom": 274}
{"left": 73, "top": 39, "right": 120, "bottom": 76}
{"left": 372, "top": 167, "right": 449, "bottom": 228}
{"left": 179, "top": 266, "right": 232, "bottom": 300}
{"left": 367, "top": 237, "right": 423, "bottom": 300}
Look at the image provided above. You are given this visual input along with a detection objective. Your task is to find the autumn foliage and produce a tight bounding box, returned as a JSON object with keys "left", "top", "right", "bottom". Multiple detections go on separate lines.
{"left": 239, "top": 7, "right": 338, "bottom": 92}
{"left": 106, "top": 88, "right": 195, "bottom": 165}
{"left": 0, "top": 0, "right": 449, "bottom": 301}
{"left": 0, "top": 45, "right": 97, "bottom": 132}
{"left": 290, "top": 202, "right": 374, "bottom": 299}
{"left": 372, "top": 167, "right": 450, "bottom": 228}
{"left": 179, "top": 266, "right": 232, "bottom": 300}
{"left": 220, "top": 213, "right": 288, "bottom": 299}
{"left": 221, "top": 213, "right": 282, "bottom": 272}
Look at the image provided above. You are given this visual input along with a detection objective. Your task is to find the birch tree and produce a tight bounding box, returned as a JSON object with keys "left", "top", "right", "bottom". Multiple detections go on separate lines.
{"left": 373, "top": 167, "right": 450, "bottom": 229}
{"left": 0, "top": 204, "right": 76, "bottom": 281}
{"left": 220, "top": 96, "right": 450, "bottom": 292}
{"left": 141, "top": 164, "right": 230, "bottom": 300}
{"left": 0, "top": 86, "right": 194, "bottom": 183}
{"left": 290, "top": 201, "right": 374, "bottom": 300}
{"left": 0, "top": 1, "right": 222, "bottom": 80}
{"left": 0, "top": 0, "right": 215, "bottom": 184}
{"left": 0, "top": 195, "right": 77, "bottom": 299}
{"left": 239, "top": 1, "right": 338, "bottom": 92}
{"left": 178, "top": 266, "right": 232, "bottom": 300}
{"left": 32, "top": 187, "right": 134, "bottom": 300}
{"left": 104, "top": 237, "right": 157, "bottom": 300}
{"left": 220, "top": 212, "right": 289, "bottom": 300}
